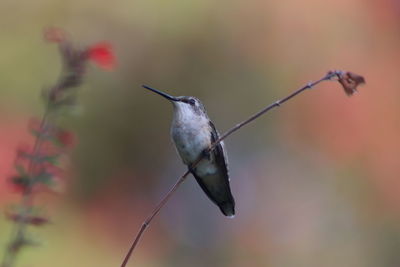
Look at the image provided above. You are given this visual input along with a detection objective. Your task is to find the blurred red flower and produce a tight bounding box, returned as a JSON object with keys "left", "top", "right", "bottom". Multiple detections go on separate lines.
{"left": 16, "top": 144, "right": 32, "bottom": 159}
{"left": 6, "top": 213, "right": 50, "bottom": 226}
{"left": 56, "top": 130, "right": 77, "bottom": 148}
{"left": 8, "top": 175, "right": 29, "bottom": 194}
{"left": 87, "top": 43, "right": 116, "bottom": 70}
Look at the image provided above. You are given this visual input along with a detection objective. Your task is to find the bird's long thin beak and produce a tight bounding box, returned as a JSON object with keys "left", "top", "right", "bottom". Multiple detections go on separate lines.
{"left": 143, "top": 85, "right": 178, "bottom": 101}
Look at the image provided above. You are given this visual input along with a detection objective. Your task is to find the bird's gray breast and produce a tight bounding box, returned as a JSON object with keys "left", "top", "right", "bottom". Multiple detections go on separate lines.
{"left": 171, "top": 114, "right": 213, "bottom": 167}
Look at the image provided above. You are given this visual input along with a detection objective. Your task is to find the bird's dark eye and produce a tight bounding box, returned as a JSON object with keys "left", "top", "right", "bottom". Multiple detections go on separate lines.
{"left": 188, "top": 99, "right": 196, "bottom": 106}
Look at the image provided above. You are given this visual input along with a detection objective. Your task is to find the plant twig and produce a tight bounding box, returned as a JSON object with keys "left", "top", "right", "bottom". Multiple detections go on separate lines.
{"left": 120, "top": 170, "right": 190, "bottom": 267}
{"left": 1, "top": 108, "right": 50, "bottom": 267}
{"left": 210, "top": 71, "right": 338, "bottom": 148}
{"left": 1, "top": 28, "right": 116, "bottom": 267}
{"left": 121, "top": 70, "right": 364, "bottom": 267}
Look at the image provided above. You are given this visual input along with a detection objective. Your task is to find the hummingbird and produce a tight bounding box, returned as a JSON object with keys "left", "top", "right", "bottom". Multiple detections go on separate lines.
{"left": 144, "top": 85, "right": 235, "bottom": 217}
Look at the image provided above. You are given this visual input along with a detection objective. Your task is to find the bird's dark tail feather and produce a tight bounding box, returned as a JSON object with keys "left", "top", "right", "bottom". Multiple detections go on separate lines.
{"left": 190, "top": 169, "right": 236, "bottom": 218}
{"left": 219, "top": 201, "right": 235, "bottom": 218}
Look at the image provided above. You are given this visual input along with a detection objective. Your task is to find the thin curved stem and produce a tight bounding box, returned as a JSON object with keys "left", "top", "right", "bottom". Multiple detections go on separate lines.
{"left": 120, "top": 70, "right": 342, "bottom": 267}
{"left": 121, "top": 170, "right": 190, "bottom": 267}
{"left": 212, "top": 71, "right": 341, "bottom": 148}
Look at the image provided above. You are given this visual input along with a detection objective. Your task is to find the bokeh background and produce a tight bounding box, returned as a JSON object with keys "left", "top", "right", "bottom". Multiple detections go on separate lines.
{"left": 1, "top": 0, "right": 400, "bottom": 266}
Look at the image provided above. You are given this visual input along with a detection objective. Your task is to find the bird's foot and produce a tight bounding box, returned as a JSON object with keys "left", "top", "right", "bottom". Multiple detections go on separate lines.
{"left": 201, "top": 148, "right": 211, "bottom": 160}
{"left": 188, "top": 164, "right": 196, "bottom": 173}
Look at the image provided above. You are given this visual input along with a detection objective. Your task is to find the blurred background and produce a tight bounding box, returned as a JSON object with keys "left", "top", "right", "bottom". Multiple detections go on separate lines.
{"left": 1, "top": 0, "right": 400, "bottom": 266}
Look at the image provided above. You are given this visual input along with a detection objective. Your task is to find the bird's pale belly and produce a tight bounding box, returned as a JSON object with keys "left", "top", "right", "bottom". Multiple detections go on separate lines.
{"left": 171, "top": 124, "right": 216, "bottom": 174}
